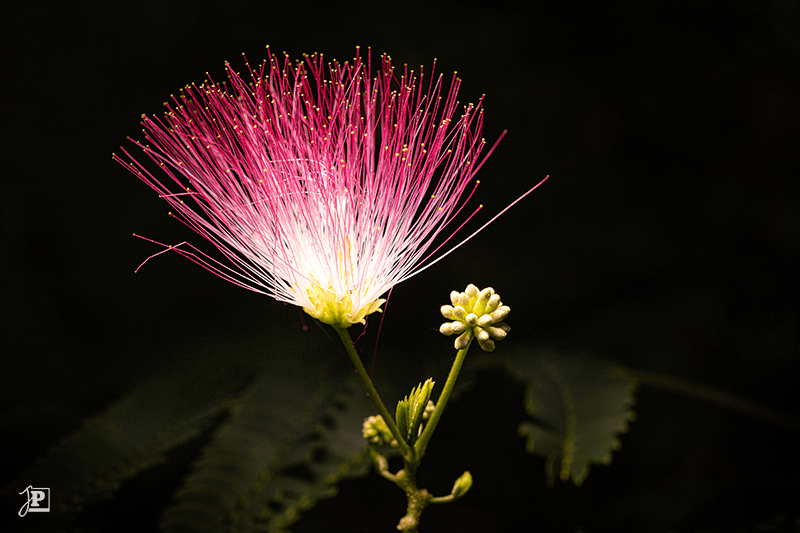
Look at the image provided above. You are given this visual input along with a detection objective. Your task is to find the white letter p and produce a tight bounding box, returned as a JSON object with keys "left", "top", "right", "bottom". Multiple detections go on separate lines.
{"left": 30, "top": 491, "right": 45, "bottom": 507}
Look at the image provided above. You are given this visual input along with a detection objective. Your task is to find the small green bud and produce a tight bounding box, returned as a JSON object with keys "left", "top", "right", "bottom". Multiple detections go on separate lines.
{"left": 451, "top": 470, "right": 473, "bottom": 499}
{"left": 422, "top": 399, "right": 435, "bottom": 421}
{"left": 362, "top": 415, "right": 397, "bottom": 447}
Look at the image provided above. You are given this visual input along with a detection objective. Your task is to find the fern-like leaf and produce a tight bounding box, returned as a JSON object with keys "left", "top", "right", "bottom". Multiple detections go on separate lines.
{"left": 160, "top": 367, "right": 373, "bottom": 533}
{"left": 1, "top": 328, "right": 370, "bottom": 533}
{"left": 512, "top": 350, "right": 638, "bottom": 486}
{"left": 1, "top": 339, "right": 270, "bottom": 521}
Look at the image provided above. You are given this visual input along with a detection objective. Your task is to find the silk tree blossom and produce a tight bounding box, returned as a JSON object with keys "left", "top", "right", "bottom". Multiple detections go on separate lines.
{"left": 115, "top": 47, "right": 546, "bottom": 328}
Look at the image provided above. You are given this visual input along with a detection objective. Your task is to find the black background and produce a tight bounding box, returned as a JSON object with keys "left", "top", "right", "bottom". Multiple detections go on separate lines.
{"left": 1, "top": 1, "right": 798, "bottom": 531}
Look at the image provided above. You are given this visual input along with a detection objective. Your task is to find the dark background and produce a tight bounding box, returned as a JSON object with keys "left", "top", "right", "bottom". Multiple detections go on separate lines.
{"left": 1, "top": 1, "right": 798, "bottom": 531}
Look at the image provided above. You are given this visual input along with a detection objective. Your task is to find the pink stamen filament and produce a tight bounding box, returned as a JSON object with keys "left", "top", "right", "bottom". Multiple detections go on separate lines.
{"left": 115, "top": 48, "right": 546, "bottom": 316}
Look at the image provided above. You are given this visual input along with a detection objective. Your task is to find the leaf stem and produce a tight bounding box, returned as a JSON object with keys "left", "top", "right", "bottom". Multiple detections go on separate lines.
{"left": 621, "top": 367, "right": 800, "bottom": 432}
{"left": 334, "top": 326, "right": 415, "bottom": 459}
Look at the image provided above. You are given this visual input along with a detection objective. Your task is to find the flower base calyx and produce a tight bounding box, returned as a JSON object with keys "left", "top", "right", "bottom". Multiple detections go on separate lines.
{"left": 303, "top": 278, "right": 385, "bottom": 328}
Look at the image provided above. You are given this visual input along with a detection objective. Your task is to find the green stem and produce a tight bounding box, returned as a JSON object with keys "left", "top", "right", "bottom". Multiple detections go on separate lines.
{"left": 415, "top": 339, "right": 473, "bottom": 457}
{"left": 394, "top": 469, "right": 431, "bottom": 533}
{"left": 621, "top": 367, "right": 800, "bottom": 432}
{"left": 333, "top": 327, "right": 415, "bottom": 459}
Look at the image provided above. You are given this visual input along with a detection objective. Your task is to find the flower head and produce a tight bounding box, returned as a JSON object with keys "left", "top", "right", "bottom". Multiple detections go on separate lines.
{"left": 115, "top": 48, "right": 524, "bottom": 328}
{"left": 439, "top": 284, "right": 510, "bottom": 351}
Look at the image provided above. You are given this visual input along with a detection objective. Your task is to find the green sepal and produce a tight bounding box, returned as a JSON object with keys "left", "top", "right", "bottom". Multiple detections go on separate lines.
{"left": 395, "top": 378, "right": 435, "bottom": 446}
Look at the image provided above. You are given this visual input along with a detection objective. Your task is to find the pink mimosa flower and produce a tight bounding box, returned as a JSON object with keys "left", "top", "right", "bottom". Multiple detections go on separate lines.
{"left": 115, "top": 47, "right": 546, "bottom": 328}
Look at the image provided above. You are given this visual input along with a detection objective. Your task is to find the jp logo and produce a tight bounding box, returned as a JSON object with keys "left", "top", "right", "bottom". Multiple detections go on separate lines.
{"left": 18, "top": 486, "right": 50, "bottom": 517}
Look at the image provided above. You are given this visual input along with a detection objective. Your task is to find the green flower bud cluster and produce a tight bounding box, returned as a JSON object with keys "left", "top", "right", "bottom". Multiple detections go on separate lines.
{"left": 362, "top": 414, "right": 398, "bottom": 447}
{"left": 362, "top": 384, "right": 437, "bottom": 451}
{"left": 439, "top": 284, "right": 510, "bottom": 352}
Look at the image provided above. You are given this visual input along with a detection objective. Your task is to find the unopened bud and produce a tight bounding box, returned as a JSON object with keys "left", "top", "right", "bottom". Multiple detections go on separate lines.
{"left": 486, "top": 325, "right": 508, "bottom": 340}
{"left": 362, "top": 415, "right": 397, "bottom": 447}
{"left": 451, "top": 470, "right": 473, "bottom": 499}
{"left": 451, "top": 321, "right": 467, "bottom": 334}
{"left": 485, "top": 293, "right": 502, "bottom": 314}
{"left": 454, "top": 329, "right": 473, "bottom": 350}
{"left": 474, "top": 326, "right": 490, "bottom": 342}
{"left": 489, "top": 306, "right": 510, "bottom": 322}
{"left": 441, "top": 305, "right": 456, "bottom": 320}
{"left": 475, "top": 287, "right": 494, "bottom": 314}
{"left": 422, "top": 400, "right": 435, "bottom": 421}
{"left": 477, "top": 337, "right": 496, "bottom": 352}
{"left": 439, "top": 284, "right": 512, "bottom": 352}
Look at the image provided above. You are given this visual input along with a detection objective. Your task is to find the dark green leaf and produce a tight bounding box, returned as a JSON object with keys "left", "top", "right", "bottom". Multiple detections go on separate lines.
{"left": 512, "top": 351, "right": 638, "bottom": 486}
